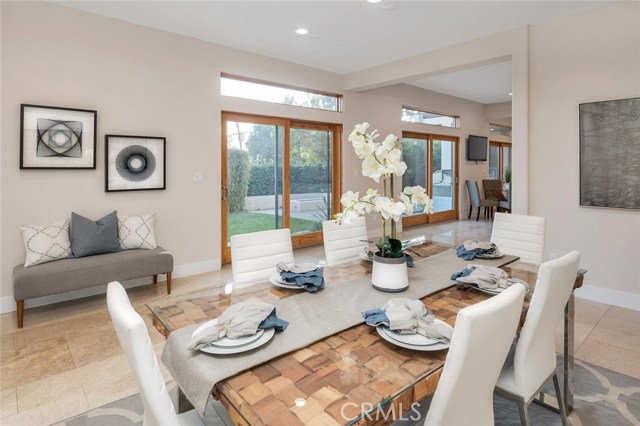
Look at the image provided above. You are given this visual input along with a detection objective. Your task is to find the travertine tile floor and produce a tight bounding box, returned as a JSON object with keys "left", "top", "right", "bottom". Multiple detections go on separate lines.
{"left": 1, "top": 219, "right": 638, "bottom": 425}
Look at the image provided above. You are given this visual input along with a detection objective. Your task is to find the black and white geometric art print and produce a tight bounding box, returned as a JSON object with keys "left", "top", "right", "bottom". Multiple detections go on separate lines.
{"left": 579, "top": 97, "right": 640, "bottom": 209}
{"left": 106, "top": 135, "right": 166, "bottom": 192}
{"left": 20, "top": 104, "right": 97, "bottom": 169}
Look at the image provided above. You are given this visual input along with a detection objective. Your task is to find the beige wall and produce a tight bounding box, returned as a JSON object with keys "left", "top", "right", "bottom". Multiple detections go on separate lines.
{"left": 529, "top": 2, "right": 640, "bottom": 304}
{"left": 344, "top": 84, "right": 503, "bottom": 227}
{"left": 0, "top": 1, "right": 496, "bottom": 306}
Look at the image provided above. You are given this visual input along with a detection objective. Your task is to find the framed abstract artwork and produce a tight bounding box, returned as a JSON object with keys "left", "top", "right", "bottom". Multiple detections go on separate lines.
{"left": 105, "top": 135, "right": 166, "bottom": 192}
{"left": 579, "top": 97, "right": 640, "bottom": 209}
{"left": 20, "top": 104, "right": 97, "bottom": 169}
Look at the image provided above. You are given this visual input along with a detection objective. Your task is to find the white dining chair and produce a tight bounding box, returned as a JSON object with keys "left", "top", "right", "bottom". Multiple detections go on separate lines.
{"left": 230, "top": 228, "right": 295, "bottom": 286}
{"left": 423, "top": 283, "right": 527, "bottom": 426}
{"left": 494, "top": 251, "right": 580, "bottom": 426}
{"left": 491, "top": 212, "right": 546, "bottom": 264}
{"left": 322, "top": 217, "right": 368, "bottom": 265}
{"left": 107, "top": 282, "right": 232, "bottom": 426}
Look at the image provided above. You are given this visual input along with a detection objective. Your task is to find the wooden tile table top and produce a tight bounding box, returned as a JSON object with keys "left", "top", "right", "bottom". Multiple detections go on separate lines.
{"left": 147, "top": 243, "right": 585, "bottom": 426}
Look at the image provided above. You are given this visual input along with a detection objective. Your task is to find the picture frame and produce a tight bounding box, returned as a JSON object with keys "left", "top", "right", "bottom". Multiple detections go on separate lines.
{"left": 579, "top": 97, "right": 640, "bottom": 210}
{"left": 20, "top": 104, "right": 97, "bottom": 169}
{"left": 105, "top": 135, "right": 166, "bottom": 192}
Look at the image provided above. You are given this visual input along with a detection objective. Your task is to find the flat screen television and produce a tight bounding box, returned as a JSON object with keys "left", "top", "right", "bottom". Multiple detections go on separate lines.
{"left": 467, "top": 135, "right": 488, "bottom": 161}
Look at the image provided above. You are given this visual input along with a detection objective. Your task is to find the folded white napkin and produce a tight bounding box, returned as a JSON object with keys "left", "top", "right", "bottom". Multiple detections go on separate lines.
{"left": 463, "top": 240, "right": 496, "bottom": 251}
{"left": 187, "top": 302, "right": 274, "bottom": 351}
{"left": 456, "top": 264, "right": 510, "bottom": 290}
{"left": 276, "top": 262, "right": 317, "bottom": 274}
{"left": 382, "top": 298, "right": 452, "bottom": 341}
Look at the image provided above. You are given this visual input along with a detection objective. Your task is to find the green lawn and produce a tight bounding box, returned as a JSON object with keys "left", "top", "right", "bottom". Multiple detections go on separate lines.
{"left": 227, "top": 212, "right": 321, "bottom": 240}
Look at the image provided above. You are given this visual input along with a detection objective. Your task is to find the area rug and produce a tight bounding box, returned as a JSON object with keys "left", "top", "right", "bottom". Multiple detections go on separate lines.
{"left": 55, "top": 357, "right": 640, "bottom": 426}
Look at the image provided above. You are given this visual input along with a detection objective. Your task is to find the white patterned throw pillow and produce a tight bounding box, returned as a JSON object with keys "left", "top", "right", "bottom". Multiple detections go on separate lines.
{"left": 118, "top": 213, "right": 157, "bottom": 250}
{"left": 21, "top": 218, "right": 72, "bottom": 267}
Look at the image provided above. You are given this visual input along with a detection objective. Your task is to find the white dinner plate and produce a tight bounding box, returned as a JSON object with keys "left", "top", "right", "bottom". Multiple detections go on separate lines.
{"left": 191, "top": 319, "right": 266, "bottom": 348}
{"left": 192, "top": 321, "right": 275, "bottom": 355}
{"left": 380, "top": 318, "right": 451, "bottom": 346}
{"left": 377, "top": 322, "right": 452, "bottom": 351}
{"left": 476, "top": 250, "right": 504, "bottom": 259}
{"left": 269, "top": 273, "right": 304, "bottom": 290}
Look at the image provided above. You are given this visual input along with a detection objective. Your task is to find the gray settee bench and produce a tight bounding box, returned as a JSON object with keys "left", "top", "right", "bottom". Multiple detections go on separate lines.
{"left": 13, "top": 247, "right": 173, "bottom": 328}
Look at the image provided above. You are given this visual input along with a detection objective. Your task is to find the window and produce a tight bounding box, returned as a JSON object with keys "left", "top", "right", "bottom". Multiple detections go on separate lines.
{"left": 221, "top": 73, "right": 342, "bottom": 112}
{"left": 489, "top": 123, "right": 512, "bottom": 137}
{"left": 489, "top": 141, "right": 512, "bottom": 181}
{"left": 221, "top": 112, "right": 342, "bottom": 263}
{"left": 401, "top": 106, "right": 460, "bottom": 128}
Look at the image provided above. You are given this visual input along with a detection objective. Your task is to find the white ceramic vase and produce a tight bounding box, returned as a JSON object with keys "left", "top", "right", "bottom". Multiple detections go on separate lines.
{"left": 371, "top": 253, "right": 409, "bottom": 292}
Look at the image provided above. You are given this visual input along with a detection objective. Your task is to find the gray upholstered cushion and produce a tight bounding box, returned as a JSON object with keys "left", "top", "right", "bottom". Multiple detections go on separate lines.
{"left": 70, "top": 211, "right": 121, "bottom": 258}
{"left": 13, "top": 247, "right": 173, "bottom": 300}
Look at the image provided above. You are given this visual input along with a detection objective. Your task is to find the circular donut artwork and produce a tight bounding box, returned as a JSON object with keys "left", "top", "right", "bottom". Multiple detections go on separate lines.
{"left": 106, "top": 135, "right": 165, "bottom": 191}
{"left": 115, "top": 145, "right": 156, "bottom": 182}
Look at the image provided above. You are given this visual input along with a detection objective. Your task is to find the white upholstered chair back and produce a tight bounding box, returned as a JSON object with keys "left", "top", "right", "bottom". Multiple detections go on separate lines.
{"left": 230, "top": 228, "right": 295, "bottom": 286}
{"left": 512, "top": 251, "right": 580, "bottom": 400}
{"left": 491, "top": 213, "right": 546, "bottom": 264}
{"left": 322, "top": 217, "right": 368, "bottom": 265}
{"left": 107, "top": 282, "right": 181, "bottom": 426}
{"left": 424, "top": 283, "right": 526, "bottom": 426}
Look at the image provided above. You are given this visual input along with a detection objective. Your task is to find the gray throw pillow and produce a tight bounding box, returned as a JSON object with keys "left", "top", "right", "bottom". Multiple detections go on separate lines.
{"left": 70, "top": 211, "right": 121, "bottom": 258}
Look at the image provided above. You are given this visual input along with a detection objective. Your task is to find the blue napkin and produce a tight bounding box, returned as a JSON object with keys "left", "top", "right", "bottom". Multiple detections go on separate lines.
{"left": 259, "top": 308, "right": 289, "bottom": 331}
{"left": 280, "top": 269, "right": 325, "bottom": 293}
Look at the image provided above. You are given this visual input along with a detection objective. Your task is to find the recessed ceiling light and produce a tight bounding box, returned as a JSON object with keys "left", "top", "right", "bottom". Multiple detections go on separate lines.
{"left": 367, "top": 0, "right": 382, "bottom": 3}
{"left": 294, "top": 398, "right": 306, "bottom": 407}
{"left": 295, "top": 28, "right": 309, "bottom": 35}
{"left": 508, "top": 92, "right": 513, "bottom": 96}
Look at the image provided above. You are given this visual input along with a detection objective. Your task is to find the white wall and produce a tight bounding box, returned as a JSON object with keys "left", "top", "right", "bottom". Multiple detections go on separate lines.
{"left": 0, "top": 1, "right": 495, "bottom": 308}
{"left": 529, "top": 2, "right": 640, "bottom": 308}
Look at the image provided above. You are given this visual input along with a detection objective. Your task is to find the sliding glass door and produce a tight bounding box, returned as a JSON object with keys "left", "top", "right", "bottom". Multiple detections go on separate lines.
{"left": 221, "top": 112, "right": 341, "bottom": 263}
{"left": 401, "top": 132, "right": 459, "bottom": 227}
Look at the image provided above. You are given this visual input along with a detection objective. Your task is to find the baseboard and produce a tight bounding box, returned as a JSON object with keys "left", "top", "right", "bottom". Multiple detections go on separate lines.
{"left": 576, "top": 284, "right": 640, "bottom": 311}
{"left": 0, "top": 258, "right": 221, "bottom": 314}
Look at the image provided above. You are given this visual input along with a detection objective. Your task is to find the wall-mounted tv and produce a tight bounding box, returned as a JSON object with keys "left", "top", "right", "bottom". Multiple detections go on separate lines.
{"left": 467, "top": 135, "right": 488, "bottom": 161}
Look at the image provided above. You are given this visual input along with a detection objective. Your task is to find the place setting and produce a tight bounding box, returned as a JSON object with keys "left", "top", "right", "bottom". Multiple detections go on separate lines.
{"left": 187, "top": 301, "right": 288, "bottom": 355}
{"left": 269, "top": 262, "right": 325, "bottom": 292}
{"left": 362, "top": 298, "right": 453, "bottom": 352}
{"left": 451, "top": 264, "right": 529, "bottom": 296}
{"left": 456, "top": 239, "right": 504, "bottom": 260}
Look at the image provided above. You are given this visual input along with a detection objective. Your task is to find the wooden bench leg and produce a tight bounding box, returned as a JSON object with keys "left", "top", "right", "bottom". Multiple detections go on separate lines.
{"left": 166, "top": 272, "right": 172, "bottom": 294}
{"left": 153, "top": 274, "right": 158, "bottom": 284}
{"left": 16, "top": 300, "right": 24, "bottom": 329}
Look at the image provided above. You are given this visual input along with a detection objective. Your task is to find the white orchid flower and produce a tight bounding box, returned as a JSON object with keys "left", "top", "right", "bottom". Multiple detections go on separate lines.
{"left": 340, "top": 191, "right": 359, "bottom": 208}
{"left": 381, "top": 134, "right": 397, "bottom": 151}
{"left": 362, "top": 156, "right": 385, "bottom": 182}
{"left": 399, "top": 193, "right": 414, "bottom": 215}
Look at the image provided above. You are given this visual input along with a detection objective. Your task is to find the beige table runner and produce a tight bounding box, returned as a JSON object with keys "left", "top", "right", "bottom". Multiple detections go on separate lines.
{"left": 162, "top": 249, "right": 519, "bottom": 415}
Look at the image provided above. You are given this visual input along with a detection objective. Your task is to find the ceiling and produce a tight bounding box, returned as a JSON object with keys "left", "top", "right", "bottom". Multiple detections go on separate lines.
{"left": 58, "top": 1, "right": 604, "bottom": 75}
{"left": 408, "top": 60, "right": 513, "bottom": 104}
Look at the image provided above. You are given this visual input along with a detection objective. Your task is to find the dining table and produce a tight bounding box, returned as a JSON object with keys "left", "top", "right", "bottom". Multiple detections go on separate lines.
{"left": 148, "top": 240, "right": 586, "bottom": 426}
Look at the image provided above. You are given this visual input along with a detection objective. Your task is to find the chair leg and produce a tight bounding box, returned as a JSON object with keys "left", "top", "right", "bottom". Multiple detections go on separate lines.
{"left": 468, "top": 205, "right": 472, "bottom": 219}
{"left": 476, "top": 207, "right": 480, "bottom": 221}
{"left": 16, "top": 300, "right": 24, "bottom": 329}
{"left": 553, "top": 371, "right": 568, "bottom": 426}
{"left": 517, "top": 401, "right": 531, "bottom": 426}
{"left": 166, "top": 272, "right": 172, "bottom": 294}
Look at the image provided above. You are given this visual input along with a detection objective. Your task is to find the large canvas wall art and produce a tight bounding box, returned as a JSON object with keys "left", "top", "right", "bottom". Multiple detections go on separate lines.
{"left": 579, "top": 97, "right": 640, "bottom": 209}
{"left": 105, "top": 135, "right": 166, "bottom": 192}
{"left": 20, "top": 104, "right": 97, "bottom": 169}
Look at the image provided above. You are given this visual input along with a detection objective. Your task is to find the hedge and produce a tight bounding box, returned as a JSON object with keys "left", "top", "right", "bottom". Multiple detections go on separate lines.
{"left": 227, "top": 149, "right": 251, "bottom": 213}
{"left": 247, "top": 164, "right": 331, "bottom": 196}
